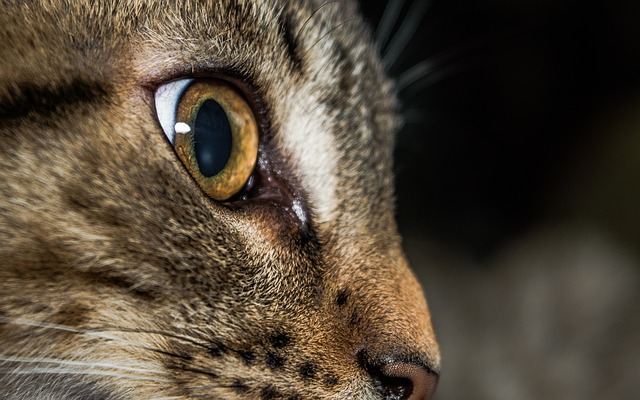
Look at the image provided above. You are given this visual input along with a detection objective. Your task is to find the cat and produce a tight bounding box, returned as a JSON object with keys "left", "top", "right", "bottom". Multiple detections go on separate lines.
{"left": 0, "top": 0, "right": 439, "bottom": 399}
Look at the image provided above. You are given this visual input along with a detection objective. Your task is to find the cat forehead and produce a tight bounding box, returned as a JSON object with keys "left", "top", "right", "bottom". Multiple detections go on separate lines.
{"left": 7, "top": 1, "right": 368, "bottom": 65}
{"left": 4, "top": 0, "right": 398, "bottom": 226}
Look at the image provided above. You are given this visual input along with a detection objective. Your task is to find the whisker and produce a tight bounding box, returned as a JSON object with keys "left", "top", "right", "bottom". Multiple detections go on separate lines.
{"left": 403, "top": 64, "right": 463, "bottom": 97}
{"left": 97, "top": 327, "right": 212, "bottom": 349}
{"left": 397, "top": 57, "right": 440, "bottom": 92}
{"left": 295, "top": 0, "right": 341, "bottom": 45}
{"left": 0, "top": 317, "right": 192, "bottom": 361}
{"left": 302, "top": 17, "right": 363, "bottom": 61}
{"left": 397, "top": 27, "right": 519, "bottom": 95}
{"left": 396, "top": 56, "right": 464, "bottom": 94}
{"left": 383, "top": 0, "right": 432, "bottom": 70}
{"left": 0, "top": 367, "right": 170, "bottom": 382}
{"left": 0, "top": 355, "right": 166, "bottom": 375}
{"left": 1, "top": 317, "right": 253, "bottom": 379}
{"left": 1, "top": 317, "right": 149, "bottom": 347}
{"left": 375, "top": 0, "right": 406, "bottom": 53}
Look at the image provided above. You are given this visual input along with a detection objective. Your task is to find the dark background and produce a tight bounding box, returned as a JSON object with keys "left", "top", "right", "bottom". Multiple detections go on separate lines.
{"left": 359, "top": 0, "right": 640, "bottom": 259}
{"left": 358, "top": 1, "right": 640, "bottom": 399}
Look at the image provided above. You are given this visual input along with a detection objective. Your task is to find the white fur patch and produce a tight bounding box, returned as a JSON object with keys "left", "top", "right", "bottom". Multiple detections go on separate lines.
{"left": 279, "top": 95, "right": 338, "bottom": 224}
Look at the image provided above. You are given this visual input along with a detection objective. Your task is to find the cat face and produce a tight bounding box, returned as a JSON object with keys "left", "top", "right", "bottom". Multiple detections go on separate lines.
{"left": 0, "top": 1, "right": 439, "bottom": 399}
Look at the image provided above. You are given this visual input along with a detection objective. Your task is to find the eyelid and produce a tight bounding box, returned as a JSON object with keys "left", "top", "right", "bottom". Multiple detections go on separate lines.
{"left": 154, "top": 78, "right": 194, "bottom": 145}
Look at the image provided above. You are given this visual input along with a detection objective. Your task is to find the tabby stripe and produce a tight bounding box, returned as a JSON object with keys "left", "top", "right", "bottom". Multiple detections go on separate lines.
{"left": 0, "top": 79, "right": 110, "bottom": 121}
{"left": 277, "top": 10, "right": 304, "bottom": 74}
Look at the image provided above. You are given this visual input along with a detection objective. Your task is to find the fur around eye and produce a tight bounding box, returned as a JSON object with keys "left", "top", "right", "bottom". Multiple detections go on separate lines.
{"left": 154, "top": 78, "right": 259, "bottom": 201}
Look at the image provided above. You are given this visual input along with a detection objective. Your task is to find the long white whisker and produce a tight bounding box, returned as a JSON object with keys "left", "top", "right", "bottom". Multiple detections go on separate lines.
{"left": 0, "top": 367, "right": 170, "bottom": 382}
{"left": 98, "top": 328, "right": 211, "bottom": 349}
{"left": 405, "top": 65, "right": 462, "bottom": 97}
{"left": 1, "top": 317, "right": 144, "bottom": 347}
{"left": 397, "top": 26, "right": 521, "bottom": 93}
{"left": 383, "top": 0, "right": 432, "bottom": 70}
{"left": 397, "top": 58, "right": 439, "bottom": 92}
{"left": 0, "top": 317, "right": 192, "bottom": 360}
{"left": 0, "top": 356, "right": 166, "bottom": 375}
{"left": 375, "top": 0, "right": 406, "bottom": 53}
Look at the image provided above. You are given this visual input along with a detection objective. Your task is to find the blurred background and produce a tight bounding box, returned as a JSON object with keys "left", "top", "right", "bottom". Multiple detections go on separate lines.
{"left": 358, "top": 0, "right": 640, "bottom": 399}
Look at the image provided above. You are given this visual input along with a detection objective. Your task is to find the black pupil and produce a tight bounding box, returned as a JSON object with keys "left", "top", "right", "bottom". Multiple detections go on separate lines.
{"left": 193, "top": 99, "right": 232, "bottom": 177}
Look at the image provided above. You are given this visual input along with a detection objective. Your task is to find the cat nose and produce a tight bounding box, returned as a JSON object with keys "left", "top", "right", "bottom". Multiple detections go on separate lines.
{"left": 379, "top": 362, "right": 438, "bottom": 400}
{"left": 361, "top": 352, "right": 438, "bottom": 400}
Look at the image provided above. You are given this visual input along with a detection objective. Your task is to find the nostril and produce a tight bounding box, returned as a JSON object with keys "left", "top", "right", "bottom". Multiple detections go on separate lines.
{"left": 379, "top": 362, "right": 438, "bottom": 400}
{"left": 358, "top": 350, "right": 438, "bottom": 400}
{"left": 376, "top": 372, "right": 413, "bottom": 400}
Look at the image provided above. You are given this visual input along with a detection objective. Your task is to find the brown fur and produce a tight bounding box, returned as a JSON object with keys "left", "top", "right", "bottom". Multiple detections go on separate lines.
{"left": 0, "top": 0, "right": 438, "bottom": 399}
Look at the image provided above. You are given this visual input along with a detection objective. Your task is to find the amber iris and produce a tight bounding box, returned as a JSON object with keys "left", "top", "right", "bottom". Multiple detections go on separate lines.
{"left": 173, "top": 80, "right": 258, "bottom": 201}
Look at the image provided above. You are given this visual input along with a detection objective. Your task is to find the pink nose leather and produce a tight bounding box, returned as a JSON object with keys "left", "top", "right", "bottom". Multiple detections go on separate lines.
{"left": 381, "top": 362, "right": 438, "bottom": 400}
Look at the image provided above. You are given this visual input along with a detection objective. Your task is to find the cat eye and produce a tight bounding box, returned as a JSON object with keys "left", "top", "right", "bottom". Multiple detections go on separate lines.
{"left": 154, "top": 78, "right": 259, "bottom": 201}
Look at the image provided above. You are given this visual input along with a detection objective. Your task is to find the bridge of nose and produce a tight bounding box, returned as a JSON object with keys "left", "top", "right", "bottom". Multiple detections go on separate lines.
{"left": 323, "top": 241, "right": 441, "bottom": 375}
